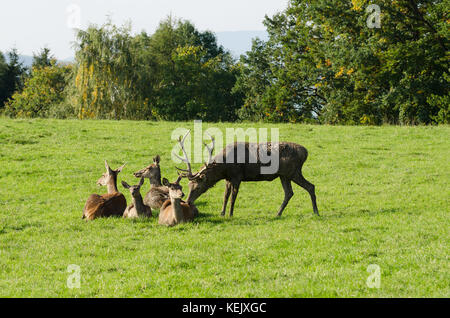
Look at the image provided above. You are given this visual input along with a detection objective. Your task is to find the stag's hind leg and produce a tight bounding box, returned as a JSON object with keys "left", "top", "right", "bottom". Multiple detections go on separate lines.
{"left": 228, "top": 182, "right": 241, "bottom": 217}
{"left": 220, "top": 181, "right": 232, "bottom": 217}
{"left": 277, "top": 177, "right": 294, "bottom": 217}
{"left": 293, "top": 173, "right": 319, "bottom": 216}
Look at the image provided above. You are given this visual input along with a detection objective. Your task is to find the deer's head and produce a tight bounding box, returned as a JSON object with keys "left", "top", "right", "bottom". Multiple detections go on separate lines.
{"left": 134, "top": 155, "right": 162, "bottom": 184}
{"left": 121, "top": 177, "right": 145, "bottom": 197}
{"left": 174, "top": 130, "right": 216, "bottom": 204}
{"left": 162, "top": 177, "right": 185, "bottom": 200}
{"left": 97, "top": 161, "right": 126, "bottom": 186}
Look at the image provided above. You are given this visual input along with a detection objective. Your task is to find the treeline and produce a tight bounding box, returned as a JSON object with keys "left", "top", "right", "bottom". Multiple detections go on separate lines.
{"left": 1, "top": 0, "right": 449, "bottom": 124}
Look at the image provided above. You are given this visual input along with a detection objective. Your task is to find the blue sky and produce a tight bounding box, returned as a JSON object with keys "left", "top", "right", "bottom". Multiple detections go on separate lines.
{"left": 0, "top": 0, "right": 288, "bottom": 59}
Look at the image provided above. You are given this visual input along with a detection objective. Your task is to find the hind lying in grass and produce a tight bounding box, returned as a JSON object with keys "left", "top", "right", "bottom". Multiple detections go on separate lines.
{"left": 82, "top": 161, "right": 127, "bottom": 220}
{"left": 158, "top": 176, "right": 197, "bottom": 227}
{"left": 133, "top": 155, "right": 170, "bottom": 210}
{"left": 122, "top": 177, "right": 152, "bottom": 219}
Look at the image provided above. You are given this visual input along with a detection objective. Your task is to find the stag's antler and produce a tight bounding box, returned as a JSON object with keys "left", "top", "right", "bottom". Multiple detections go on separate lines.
{"left": 174, "top": 130, "right": 194, "bottom": 178}
{"left": 204, "top": 132, "right": 215, "bottom": 166}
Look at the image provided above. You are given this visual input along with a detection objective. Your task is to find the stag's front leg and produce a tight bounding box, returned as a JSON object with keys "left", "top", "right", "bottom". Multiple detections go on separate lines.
{"left": 221, "top": 181, "right": 232, "bottom": 217}
{"left": 228, "top": 182, "right": 241, "bottom": 217}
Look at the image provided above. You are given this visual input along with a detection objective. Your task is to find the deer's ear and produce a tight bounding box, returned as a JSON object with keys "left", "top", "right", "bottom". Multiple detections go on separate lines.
{"left": 116, "top": 163, "right": 126, "bottom": 173}
{"left": 162, "top": 178, "right": 170, "bottom": 187}
{"left": 121, "top": 181, "right": 130, "bottom": 189}
{"left": 138, "top": 177, "right": 145, "bottom": 188}
{"left": 105, "top": 160, "right": 111, "bottom": 173}
{"left": 153, "top": 155, "right": 161, "bottom": 165}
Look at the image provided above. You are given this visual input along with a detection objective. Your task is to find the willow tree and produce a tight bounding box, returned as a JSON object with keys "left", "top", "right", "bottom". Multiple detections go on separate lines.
{"left": 72, "top": 21, "right": 145, "bottom": 119}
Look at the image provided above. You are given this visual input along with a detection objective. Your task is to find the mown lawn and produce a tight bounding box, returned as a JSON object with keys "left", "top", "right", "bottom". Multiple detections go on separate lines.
{"left": 0, "top": 118, "right": 448, "bottom": 297}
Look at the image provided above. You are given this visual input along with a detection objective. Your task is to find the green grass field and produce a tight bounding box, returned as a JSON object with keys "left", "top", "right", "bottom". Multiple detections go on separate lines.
{"left": 0, "top": 118, "right": 448, "bottom": 297}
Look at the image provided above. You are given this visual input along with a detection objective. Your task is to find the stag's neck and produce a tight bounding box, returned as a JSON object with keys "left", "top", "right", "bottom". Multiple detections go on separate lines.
{"left": 148, "top": 176, "right": 162, "bottom": 188}
{"left": 107, "top": 177, "right": 119, "bottom": 194}
{"left": 133, "top": 193, "right": 147, "bottom": 215}
{"left": 204, "top": 166, "right": 225, "bottom": 188}
{"left": 171, "top": 198, "right": 184, "bottom": 223}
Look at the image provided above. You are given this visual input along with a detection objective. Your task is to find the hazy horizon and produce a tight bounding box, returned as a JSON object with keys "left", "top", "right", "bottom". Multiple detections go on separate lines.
{"left": 0, "top": 0, "right": 288, "bottom": 60}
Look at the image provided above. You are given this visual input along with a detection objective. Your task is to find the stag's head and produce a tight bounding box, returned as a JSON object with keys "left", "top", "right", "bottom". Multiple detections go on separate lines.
{"left": 121, "top": 177, "right": 145, "bottom": 197}
{"left": 174, "top": 130, "right": 216, "bottom": 204}
{"left": 134, "top": 155, "right": 162, "bottom": 183}
{"left": 162, "top": 177, "right": 185, "bottom": 200}
{"left": 97, "top": 161, "right": 126, "bottom": 186}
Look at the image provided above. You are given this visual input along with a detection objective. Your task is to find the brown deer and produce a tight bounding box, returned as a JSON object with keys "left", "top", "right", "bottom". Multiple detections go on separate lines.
{"left": 176, "top": 131, "right": 319, "bottom": 217}
{"left": 122, "top": 178, "right": 152, "bottom": 219}
{"left": 158, "top": 176, "right": 196, "bottom": 226}
{"left": 133, "top": 155, "right": 170, "bottom": 210}
{"left": 82, "top": 161, "right": 127, "bottom": 220}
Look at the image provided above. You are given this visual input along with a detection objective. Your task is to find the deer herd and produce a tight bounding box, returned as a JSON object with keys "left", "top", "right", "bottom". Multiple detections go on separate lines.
{"left": 82, "top": 131, "right": 319, "bottom": 226}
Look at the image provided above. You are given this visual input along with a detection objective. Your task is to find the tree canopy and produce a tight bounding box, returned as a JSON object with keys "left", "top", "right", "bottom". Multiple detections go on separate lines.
{"left": 1, "top": 6, "right": 448, "bottom": 124}
{"left": 235, "top": 0, "right": 449, "bottom": 124}
{"left": 4, "top": 61, "right": 72, "bottom": 118}
{"left": 70, "top": 17, "right": 242, "bottom": 121}
{"left": 0, "top": 49, "right": 27, "bottom": 110}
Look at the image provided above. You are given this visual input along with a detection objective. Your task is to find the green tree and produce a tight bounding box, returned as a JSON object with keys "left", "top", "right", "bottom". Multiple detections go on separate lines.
{"left": 4, "top": 61, "right": 72, "bottom": 118}
{"left": 148, "top": 17, "right": 241, "bottom": 121}
{"left": 32, "top": 47, "right": 55, "bottom": 69}
{"left": 0, "top": 49, "right": 27, "bottom": 110}
{"left": 0, "top": 51, "right": 8, "bottom": 108}
{"left": 236, "top": 0, "right": 449, "bottom": 124}
{"left": 72, "top": 21, "right": 144, "bottom": 119}
{"left": 70, "top": 17, "right": 242, "bottom": 121}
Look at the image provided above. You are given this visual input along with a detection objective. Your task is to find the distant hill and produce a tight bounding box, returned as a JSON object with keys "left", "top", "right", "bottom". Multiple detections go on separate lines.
{"left": 3, "top": 54, "right": 34, "bottom": 68}
{"left": 216, "top": 31, "right": 269, "bottom": 57}
{"left": 3, "top": 54, "right": 72, "bottom": 68}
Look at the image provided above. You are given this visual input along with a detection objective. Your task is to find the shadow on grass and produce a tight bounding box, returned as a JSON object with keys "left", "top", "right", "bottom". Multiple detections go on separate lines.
{"left": 319, "top": 207, "right": 402, "bottom": 220}
{"left": 193, "top": 208, "right": 311, "bottom": 226}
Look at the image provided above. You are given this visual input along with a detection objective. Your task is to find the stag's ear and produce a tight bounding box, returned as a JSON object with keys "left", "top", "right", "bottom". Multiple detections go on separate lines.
{"left": 153, "top": 155, "right": 161, "bottom": 165}
{"left": 116, "top": 163, "right": 126, "bottom": 173}
{"left": 121, "top": 181, "right": 130, "bottom": 189}
{"left": 138, "top": 177, "right": 145, "bottom": 188}
{"left": 162, "top": 178, "right": 170, "bottom": 187}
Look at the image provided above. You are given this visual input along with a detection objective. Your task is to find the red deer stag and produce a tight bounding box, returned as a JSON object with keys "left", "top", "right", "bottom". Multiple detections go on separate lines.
{"left": 82, "top": 161, "right": 127, "bottom": 220}
{"left": 176, "top": 131, "right": 319, "bottom": 217}
{"left": 159, "top": 176, "right": 196, "bottom": 226}
{"left": 122, "top": 178, "right": 152, "bottom": 219}
{"left": 133, "top": 155, "right": 169, "bottom": 210}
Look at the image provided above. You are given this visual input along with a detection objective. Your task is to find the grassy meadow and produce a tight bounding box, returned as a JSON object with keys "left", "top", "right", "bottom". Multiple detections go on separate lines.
{"left": 0, "top": 118, "right": 448, "bottom": 297}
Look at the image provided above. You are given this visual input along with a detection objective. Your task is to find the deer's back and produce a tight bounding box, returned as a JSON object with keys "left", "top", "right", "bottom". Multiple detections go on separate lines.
{"left": 83, "top": 193, "right": 127, "bottom": 220}
{"left": 144, "top": 186, "right": 169, "bottom": 210}
{"left": 214, "top": 142, "right": 308, "bottom": 180}
{"left": 123, "top": 204, "right": 152, "bottom": 219}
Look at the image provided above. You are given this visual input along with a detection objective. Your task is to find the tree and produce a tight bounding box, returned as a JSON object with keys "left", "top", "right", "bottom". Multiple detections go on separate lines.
{"left": 4, "top": 61, "right": 72, "bottom": 118}
{"left": 72, "top": 20, "right": 144, "bottom": 119}
{"left": 32, "top": 47, "right": 55, "bottom": 69}
{"left": 147, "top": 17, "right": 241, "bottom": 121}
{"left": 0, "top": 51, "right": 8, "bottom": 108}
{"left": 0, "top": 49, "right": 27, "bottom": 110}
{"left": 236, "top": 0, "right": 449, "bottom": 124}
{"left": 70, "top": 17, "right": 242, "bottom": 121}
